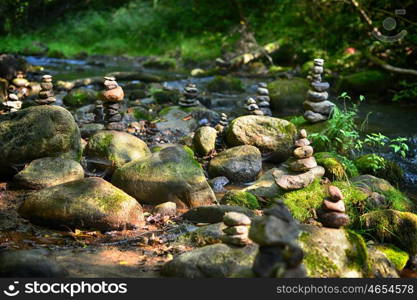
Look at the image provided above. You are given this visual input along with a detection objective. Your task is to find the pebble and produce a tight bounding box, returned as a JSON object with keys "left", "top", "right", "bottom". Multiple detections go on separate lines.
{"left": 223, "top": 225, "right": 248, "bottom": 235}
{"left": 223, "top": 212, "right": 251, "bottom": 226}
{"left": 153, "top": 202, "right": 177, "bottom": 216}
{"left": 289, "top": 156, "right": 317, "bottom": 172}
{"left": 294, "top": 138, "right": 311, "bottom": 147}
{"left": 328, "top": 185, "right": 344, "bottom": 201}
{"left": 322, "top": 199, "right": 345, "bottom": 213}
{"left": 221, "top": 235, "right": 250, "bottom": 247}
{"left": 319, "top": 211, "right": 349, "bottom": 228}
{"left": 307, "top": 90, "right": 328, "bottom": 102}
{"left": 300, "top": 129, "right": 307, "bottom": 138}
{"left": 293, "top": 146, "right": 314, "bottom": 159}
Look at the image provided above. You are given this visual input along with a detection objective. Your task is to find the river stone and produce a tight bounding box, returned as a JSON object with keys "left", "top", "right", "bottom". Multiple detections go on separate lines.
{"left": 79, "top": 123, "right": 105, "bottom": 138}
{"left": 85, "top": 130, "right": 150, "bottom": 173}
{"left": 311, "top": 82, "right": 330, "bottom": 92}
{"left": 223, "top": 225, "right": 248, "bottom": 235}
{"left": 0, "top": 249, "right": 67, "bottom": 277}
{"left": 304, "top": 110, "right": 328, "bottom": 123}
{"left": 226, "top": 115, "right": 297, "bottom": 162}
{"left": 19, "top": 177, "right": 144, "bottom": 231}
{"left": 223, "top": 212, "right": 251, "bottom": 226}
{"left": 289, "top": 157, "right": 317, "bottom": 171}
{"left": 13, "top": 157, "right": 84, "bottom": 189}
{"left": 294, "top": 138, "right": 310, "bottom": 147}
{"left": 193, "top": 126, "right": 217, "bottom": 156}
{"left": 307, "top": 90, "right": 328, "bottom": 102}
{"left": 318, "top": 211, "right": 349, "bottom": 228}
{"left": 322, "top": 199, "right": 345, "bottom": 213}
{"left": 274, "top": 165, "right": 325, "bottom": 191}
{"left": 328, "top": 185, "right": 344, "bottom": 201}
{"left": 63, "top": 87, "right": 97, "bottom": 107}
{"left": 112, "top": 145, "right": 216, "bottom": 208}
{"left": 208, "top": 145, "right": 262, "bottom": 183}
{"left": 221, "top": 235, "right": 250, "bottom": 247}
{"left": 182, "top": 205, "right": 255, "bottom": 224}
{"left": 303, "top": 100, "right": 334, "bottom": 115}
{"left": 208, "top": 176, "right": 230, "bottom": 193}
{"left": 0, "top": 106, "right": 82, "bottom": 174}
{"left": 153, "top": 202, "right": 177, "bottom": 216}
{"left": 249, "top": 215, "right": 299, "bottom": 246}
{"left": 293, "top": 146, "right": 314, "bottom": 159}
{"left": 161, "top": 243, "right": 258, "bottom": 278}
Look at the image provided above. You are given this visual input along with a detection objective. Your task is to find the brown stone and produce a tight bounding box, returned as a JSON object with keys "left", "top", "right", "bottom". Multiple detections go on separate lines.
{"left": 328, "top": 185, "right": 344, "bottom": 201}
{"left": 223, "top": 225, "right": 248, "bottom": 236}
{"left": 289, "top": 157, "right": 317, "bottom": 172}
{"left": 318, "top": 211, "right": 349, "bottom": 228}
{"left": 294, "top": 138, "right": 311, "bottom": 147}
{"left": 293, "top": 146, "right": 314, "bottom": 159}
{"left": 102, "top": 86, "right": 124, "bottom": 102}
{"left": 221, "top": 235, "right": 250, "bottom": 247}
{"left": 322, "top": 199, "right": 345, "bottom": 213}
{"left": 300, "top": 129, "right": 307, "bottom": 138}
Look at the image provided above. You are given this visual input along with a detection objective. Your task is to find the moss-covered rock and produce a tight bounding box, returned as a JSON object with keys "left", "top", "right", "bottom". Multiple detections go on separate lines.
{"left": 63, "top": 88, "right": 97, "bottom": 107}
{"left": 338, "top": 70, "right": 390, "bottom": 94}
{"left": 226, "top": 115, "right": 297, "bottom": 162}
{"left": 161, "top": 243, "right": 258, "bottom": 278}
{"left": 375, "top": 245, "right": 409, "bottom": 271}
{"left": 351, "top": 175, "right": 413, "bottom": 212}
{"left": 354, "top": 154, "right": 404, "bottom": 185}
{"left": 220, "top": 190, "right": 260, "bottom": 209}
{"left": 112, "top": 145, "right": 216, "bottom": 208}
{"left": 360, "top": 209, "right": 417, "bottom": 255}
{"left": 315, "top": 152, "right": 358, "bottom": 180}
{"left": 13, "top": 157, "right": 84, "bottom": 189}
{"left": 206, "top": 76, "right": 244, "bottom": 93}
{"left": 143, "top": 57, "right": 177, "bottom": 70}
{"left": 85, "top": 130, "right": 150, "bottom": 173}
{"left": 0, "top": 106, "right": 82, "bottom": 174}
{"left": 19, "top": 177, "right": 144, "bottom": 231}
{"left": 177, "top": 223, "right": 226, "bottom": 247}
{"left": 209, "top": 145, "right": 262, "bottom": 183}
{"left": 151, "top": 88, "right": 181, "bottom": 104}
{"left": 281, "top": 179, "right": 368, "bottom": 224}
{"left": 268, "top": 78, "right": 309, "bottom": 112}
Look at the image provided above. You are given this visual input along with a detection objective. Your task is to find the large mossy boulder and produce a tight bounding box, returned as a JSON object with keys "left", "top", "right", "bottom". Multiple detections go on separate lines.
{"left": 63, "top": 88, "right": 97, "bottom": 107}
{"left": 182, "top": 205, "right": 255, "bottom": 224}
{"left": 354, "top": 154, "right": 404, "bottom": 185}
{"left": 337, "top": 70, "right": 390, "bottom": 94}
{"left": 268, "top": 78, "right": 309, "bottom": 112}
{"left": 208, "top": 145, "right": 262, "bottom": 183}
{"left": 13, "top": 157, "right": 84, "bottom": 189}
{"left": 226, "top": 115, "right": 297, "bottom": 162}
{"left": 360, "top": 209, "right": 417, "bottom": 255}
{"left": 206, "top": 76, "right": 244, "bottom": 93}
{"left": 300, "top": 225, "right": 398, "bottom": 278}
{"left": 315, "top": 152, "right": 358, "bottom": 180}
{"left": 19, "top": 177, "right": 144, "bottom": 231}
{"left": 85, "top": 130, "right": 150, "bottom": 173}
{"left": 0, "top": 106, "right": 81, "bottom": 174}
{"left": 161, "top": 243, "right": 258, "bottom": 278}
{"left": 112, "top": 145, "right": 216, "bottom": 208}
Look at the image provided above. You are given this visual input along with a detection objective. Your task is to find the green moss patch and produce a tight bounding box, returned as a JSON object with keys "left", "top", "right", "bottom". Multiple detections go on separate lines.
{"left": 315, "top": 152, "right": 358, "bottom": 180}
{"left": 220, "top": 191, "right": 260, "bottom": 209}
{"left": 354, "top": 154, "right": 404, "bottom": 185}
{"left": 345, "top": 230, "right": 371, "bottom": 276}
{"left": 376, "top": 244, "right": 409, "bottom": 271}
{"left": 206, "top": 76, "right": 243, "bottom": 92}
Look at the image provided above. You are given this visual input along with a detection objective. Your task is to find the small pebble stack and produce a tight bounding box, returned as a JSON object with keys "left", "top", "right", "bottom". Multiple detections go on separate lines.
{"left": 246, "top": 97, "right": 264, "bottom": 116}
{"left": 250, "top": 200, "right": 306, "bottom": 277}
{"left": 303, "top": 58, "right": 334, "bottom": 123}
{"left": 101, "top": 76, "right": 125, "bottom": 131}
{"left": 318, "top": 185, "right": 349, "bottom": 228}
{"left": 215, "top": 113, "right": 228, "bottom": 133}
{"left": 221, "top": 212, "right": 251, "bottom": 247}
{"left": 289, "top": 129, "right": 317, "bottom": 172}
{"left": 2, "top": 91, "right": 22, "bottom": 112}
{"left": 256, "top": 82, "right": 271, "bottom": 116}
{"left": 36, "top": 75, "right": 56, "bottom": 105}
{"left": 179, "top": 83, "right": 199, "bottom": 107}
{"left": 12, "top": 71, "right": 30, "bottom": 99}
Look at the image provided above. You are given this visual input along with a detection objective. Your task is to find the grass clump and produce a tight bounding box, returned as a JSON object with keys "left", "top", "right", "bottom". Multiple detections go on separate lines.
{"left": 354, "top": 154, "right": 404, "bottom": 186}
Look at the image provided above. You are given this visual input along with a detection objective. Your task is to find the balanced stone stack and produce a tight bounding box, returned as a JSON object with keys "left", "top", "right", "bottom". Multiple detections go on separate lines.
{"left": 250, "top": 200, "right": 306, "bottom": 277}
{"left": 221, "top": 212, "right": 251, "bottom": 247}
{"left": 246, "top": 97, "right": 264, "bottom": 116}
{"left": 101, "top": 76, "right": 124, "bottom": 131}
{"left": 215, "top": 113, "right": 228, "bottom": 133}
{"left": 303, "top": 58, "right": 334, "bottom": 123}
{"left": 94, "top": 100, "right": 104, "bottom": 123}
{"left": 2, "top": 92, "right": 22, "bottom": 112}
{"left": 12, "top": 71, "right": 30, "bottom": 99}
{"left": 256, "top": 82, "right": 271, "bottom": 116}
{"left": 318, "top": 185, "right": 349, "bottom": 228}
{"left": 36, "top": 75, "right": 56, "bottom": 105}
{"left": 179, "top": 83, "right": 199, "bottom": 107}
{"left": 289, "top": 129, "right": 317, "bottom": 172}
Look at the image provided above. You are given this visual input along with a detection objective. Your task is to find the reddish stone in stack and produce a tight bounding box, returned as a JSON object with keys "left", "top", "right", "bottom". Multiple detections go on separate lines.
{"left": 318, "top": 185, "right": 349, "bottom": 228}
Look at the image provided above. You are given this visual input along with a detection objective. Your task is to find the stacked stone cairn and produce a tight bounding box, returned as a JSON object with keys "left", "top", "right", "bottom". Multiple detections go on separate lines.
{"left": 221, "top": 212, "right": 251, "bottom": 247}
{"left": 179, "top": 83, "right": 199, "bottom": 107}
{"left": 36, "top": 75, "right": 56, "bottom": 105}
{"left": 215, "top": 113, "right": 228, "bottom": 133}
{"left": 101, "top": 76, "right": 125, "bottom": 131}
{"left": 249, "top": 200, "right": 306, "bottom": 277}
{"left": 11, "top": 71, "right": 30, "bottom": 99}
{"left": 2, "top": 90, "right": 22, "bottom": 112}
{"left": 318, "top": 185, "right": 349, "bottom": 228}
{"left": 246, "top": 97, "right": 264, "bottom": 116}
{"left": 289, "top": 129, "right": 317, "bottom": 172}
{"left": 303, "top": 58, "right": 334, "bottom": 123}
{"left": 256, "top": 82, "right": 271, "bottom": 116}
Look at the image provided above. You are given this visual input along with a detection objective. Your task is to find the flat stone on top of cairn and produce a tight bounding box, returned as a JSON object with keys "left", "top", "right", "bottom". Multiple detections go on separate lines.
{"left": 179, "top": 83, "right": 199, "bottom": 107}
{"left": 36, "top": 75, "right": 56, "bottom": 105}
{"left": 221, "top": 212, "right": 251, "bottom": 247}
{"left": 318, "top": 185, "right": 349, "bottom": 228}
{"left": 289, "top": 129, "right": 317, "bottom": 172}
{"left": 303, "top": 58, "right": 335, "bottom": 123}
{"left": 256, "top": 82, "right": 272, "bottom": 116}
{"left": 101, "top": 76, "right": 125, "bottom": 131}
